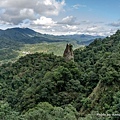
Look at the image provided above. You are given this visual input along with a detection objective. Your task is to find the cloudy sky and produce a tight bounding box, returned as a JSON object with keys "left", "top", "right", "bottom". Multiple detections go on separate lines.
{"left": 0, "top": 0, "right": 120, "bottom": 36}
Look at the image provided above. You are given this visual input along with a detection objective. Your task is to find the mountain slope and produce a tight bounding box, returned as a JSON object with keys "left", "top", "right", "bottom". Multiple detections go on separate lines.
{"left": 74, "top": 30, "right": 120, "bottom": 117}
{"left": 0, "top": 30, "right": 119, "bottom": 119}
{"left": 0, "top": 28, "right": 49, "bottom": 44}
{"left": 0, "top": 27, "right": 102, "bottom": 44}
{"left": 0, "top": 27, "right": 102, "bottom": 64}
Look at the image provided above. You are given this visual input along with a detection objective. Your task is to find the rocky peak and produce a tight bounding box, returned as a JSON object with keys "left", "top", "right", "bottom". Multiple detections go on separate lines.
{"left": 63, "top": 44, "right": 74, "bottom": 61}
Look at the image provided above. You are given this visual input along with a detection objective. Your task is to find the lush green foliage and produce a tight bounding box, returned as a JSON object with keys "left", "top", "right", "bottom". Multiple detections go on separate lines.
{"left": 0, "top": 38, "right": 23, "bottom": 64}
{"left": 0, "top": 101, "right": 24, "bottom": 120}
{"left": 0, "top": 53, "right": 85, "bottom": 112}
{"left": 0, "top": 41, "right": 81, "bottom": 65}
{"left": 24, "top": 102, "right": 79, "bottom": 120}
{"left": 74, "top": 30, "right": 120, "bottom": 119}
{"left": 0, "top": 30, "right": 120, "bottom": 119}
{"left": 0, "top": 27, "right": 100, "bottom": 64}
{"left": 19, "top": 41, "right": 81, "bottom": 56}
{"left": 0, "top": 101, "right": 79, "bottom": 120}
{"left": 0, "top": 39, "right": 22, "bottom": 50}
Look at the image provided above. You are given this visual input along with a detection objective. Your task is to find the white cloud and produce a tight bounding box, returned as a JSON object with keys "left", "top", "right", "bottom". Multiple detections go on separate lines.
{"left": 0, "top": 0, "right": 118, "bottom": 36}
{"left": 57, "top": 16, "right": 80, "bottom": 25}
{"left": 62, "top": 25, "right": 78, "bottom": 30}
{"left": 0, "top": 20, "right": 12, "bottom": 25}
{"left": 73, "top": 4, "right": 87, "bottom": 9}
{"left": 109, "top": 20, "right": 120, "bottom": 27}
{"left": 33, "top": 16, "right": 56, "bottom": 26}
{"left": 81, "top": 25, "right": 117, "bottom": 36}
{"left": 87, "top": 25, "right": 100, "bottom": 31}
{"left": 31, "top": 19, "right": 117, "bottom": 36}
{"left": 0, "top": 0, "right": 65, "bottom": 24}
{"left": 20, "top": 9, "right": 34, "bottom": 17}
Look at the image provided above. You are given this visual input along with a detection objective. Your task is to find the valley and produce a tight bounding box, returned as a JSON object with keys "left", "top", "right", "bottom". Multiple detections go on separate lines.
{"left": 0, "top": 41, "right": 83, "bottom": 65}
{"left": 0, "top": 28, "right": 99, "bottom": 64}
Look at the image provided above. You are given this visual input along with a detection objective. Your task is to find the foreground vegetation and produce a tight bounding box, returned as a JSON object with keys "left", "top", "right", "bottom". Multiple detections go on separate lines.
{"left": 0, "top": 30, "right": 120, "bottom": 119}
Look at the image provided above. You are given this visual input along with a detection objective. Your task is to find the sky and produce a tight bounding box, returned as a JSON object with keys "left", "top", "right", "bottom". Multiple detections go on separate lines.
{"left": 0, "top": 0, "right": 120, "bottom": 36}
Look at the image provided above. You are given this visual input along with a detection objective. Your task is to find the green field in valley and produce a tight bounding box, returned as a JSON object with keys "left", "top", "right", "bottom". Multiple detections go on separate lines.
{"left": 19, "top": 42, "right": 82, "bottom": 56}
{"left": 0, "top": 41, "right": 83, "bottom": 65}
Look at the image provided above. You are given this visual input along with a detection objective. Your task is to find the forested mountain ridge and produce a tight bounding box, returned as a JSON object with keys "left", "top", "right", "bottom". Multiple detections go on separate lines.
{"left": 0, "top": 30, "right": 120, "bottom": 120}
{"left": 0, "top": 27, "right": 102, "bottom": 44}
{"left": 74, "top": 30, "right": 120, "bottom": 117}
{"left": 0, "top": 28, "right": 55, "bottom": 44}
{"left": 0, "top": 27, "right": 102, "bottom": 64}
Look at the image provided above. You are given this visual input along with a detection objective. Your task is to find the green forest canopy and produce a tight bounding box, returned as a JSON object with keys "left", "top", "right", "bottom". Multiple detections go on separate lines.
{"left": 0, "top": 30, "right": 120, "bottom": 120}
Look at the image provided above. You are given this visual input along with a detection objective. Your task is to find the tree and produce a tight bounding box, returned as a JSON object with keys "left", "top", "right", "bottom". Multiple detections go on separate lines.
{"left": 0, "top": 101, "right": 24, "bottom": 120}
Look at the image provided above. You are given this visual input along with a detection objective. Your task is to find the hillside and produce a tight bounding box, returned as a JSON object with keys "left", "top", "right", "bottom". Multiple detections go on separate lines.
{"left": 0, "top": 41, "right": 81, "bottom": 65}
{"left": 0, "top": 28, "right": 47, "bottom": 44}
{"left": 0, "top": 30, "right": 120, "bottom": 120}
{"left": 0, "top": 27, "right": 101, "bottom": 64}
{"left": 0, "top": 37, "right": 24, "bottom": 65}
{"left": 0, "top": 27, "right": 102, "bottom": 44}
{"left": 74, "top": 30, "right": 120, "bottom": 118}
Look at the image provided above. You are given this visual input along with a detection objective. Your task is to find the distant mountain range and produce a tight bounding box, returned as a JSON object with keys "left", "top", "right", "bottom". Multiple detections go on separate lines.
{"left": 0, "top": 27, "right": 103, "bottom": 45}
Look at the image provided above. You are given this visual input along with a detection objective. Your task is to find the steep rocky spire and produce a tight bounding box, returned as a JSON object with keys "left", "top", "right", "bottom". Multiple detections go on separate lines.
{"left": 63, "top": 44, "right": 74, "bottom": 61}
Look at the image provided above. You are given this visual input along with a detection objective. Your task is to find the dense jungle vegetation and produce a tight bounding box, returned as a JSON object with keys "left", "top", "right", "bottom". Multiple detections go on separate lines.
{"left": 0, "top": 30, "right": 120, "bottom": 120}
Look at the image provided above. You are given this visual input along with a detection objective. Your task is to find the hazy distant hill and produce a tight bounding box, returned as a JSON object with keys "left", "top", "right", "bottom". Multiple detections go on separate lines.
{"left": 0, "top": 27, "right": 102, "bottom": 45}
{"left": 56, "top": 34, "right": 103, "bottom": 45}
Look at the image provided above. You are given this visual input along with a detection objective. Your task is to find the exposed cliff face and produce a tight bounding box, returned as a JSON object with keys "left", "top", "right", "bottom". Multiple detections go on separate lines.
{"left": 63, "top": 44, "right": 74, "bottom": 61}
